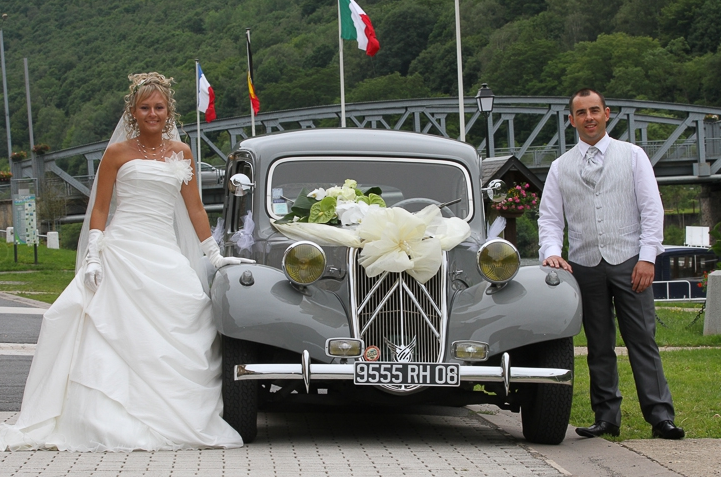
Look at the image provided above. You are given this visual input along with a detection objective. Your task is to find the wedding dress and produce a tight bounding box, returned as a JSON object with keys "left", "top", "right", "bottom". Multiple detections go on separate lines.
{"left": 0, "top": 155, "right": 243, "bottom": 451}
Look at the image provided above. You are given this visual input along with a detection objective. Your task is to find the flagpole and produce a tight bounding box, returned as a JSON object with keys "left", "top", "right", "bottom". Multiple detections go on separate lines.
{"left": 194, "top": 59, "right": 203, "bottom": 201}
{"left": 337, "top": 0, "right": 346, "bottom": 128}
{"left": 246, "top": 28, "right": 256, "bottom": 137}
{"left": 454, "top": 0, "right": 465, "bottom": 142}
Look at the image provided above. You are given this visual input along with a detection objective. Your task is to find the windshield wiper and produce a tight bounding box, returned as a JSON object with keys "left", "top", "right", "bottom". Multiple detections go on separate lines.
{"left": 437, "top": 198, "right": 462, "bottom": 208}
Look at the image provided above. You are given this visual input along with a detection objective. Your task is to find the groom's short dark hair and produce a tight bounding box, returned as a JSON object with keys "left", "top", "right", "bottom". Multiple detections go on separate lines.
{"left": 569, "top": 88, "right": 607, "bottom": 114}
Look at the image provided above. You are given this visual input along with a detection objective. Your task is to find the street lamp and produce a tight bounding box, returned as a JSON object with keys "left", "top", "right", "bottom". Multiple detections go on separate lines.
{"left": 475, "top": 83, "right": 494, "bottom": 159}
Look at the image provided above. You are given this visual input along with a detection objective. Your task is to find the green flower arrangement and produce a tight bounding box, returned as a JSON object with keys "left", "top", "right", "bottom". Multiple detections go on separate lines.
{"left": 276, "top": 179, "right": 386, "bottom": 226}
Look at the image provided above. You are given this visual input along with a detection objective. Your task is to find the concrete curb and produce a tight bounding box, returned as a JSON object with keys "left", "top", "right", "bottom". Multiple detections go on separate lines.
{"left": 471, "top": 405, "right": 721, "bottom": 477}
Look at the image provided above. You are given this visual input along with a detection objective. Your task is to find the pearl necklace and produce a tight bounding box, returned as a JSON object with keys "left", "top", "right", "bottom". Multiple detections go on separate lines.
{"left": 136, "top": 138, "right": 166, "bottom": 160}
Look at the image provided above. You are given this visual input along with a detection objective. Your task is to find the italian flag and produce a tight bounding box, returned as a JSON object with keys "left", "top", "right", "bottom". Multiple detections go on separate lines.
{"left": 340, "top": 0, "right": 380, "bottom": 56}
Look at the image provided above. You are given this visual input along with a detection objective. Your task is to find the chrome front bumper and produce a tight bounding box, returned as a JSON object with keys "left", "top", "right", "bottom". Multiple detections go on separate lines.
{"left": 234, "top": 350, "right": 572, "bottom": 395}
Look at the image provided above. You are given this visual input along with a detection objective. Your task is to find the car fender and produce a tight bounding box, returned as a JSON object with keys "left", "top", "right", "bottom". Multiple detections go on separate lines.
{"left": 211, "top": 264, "right": 350, "bottom": 362}
{"left": 447, "top": 266, "right": 582, "bottom": 358}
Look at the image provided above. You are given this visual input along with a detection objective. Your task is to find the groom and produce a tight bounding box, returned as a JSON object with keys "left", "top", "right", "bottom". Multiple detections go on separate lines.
{"left": 537, "top": 88, "right": 684, "bottom": 440}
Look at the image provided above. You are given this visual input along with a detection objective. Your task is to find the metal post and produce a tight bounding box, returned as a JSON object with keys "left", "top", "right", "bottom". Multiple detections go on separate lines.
{"left": 484, "top": 112, "right": 492, "bottom": 159}
{"left": 337, "top": 0, "right": 346, "bottom": 128}
{"left": 194, "top": 60, "right": 203, "bottom": 201}
{"left": 1, "top": 16, "right": 11, "bottom": 161}
{"left": 24, "top": 58, "right": 39, "bottom": 195}
{"left": 454, "top": 0, "right": 465, "bottom": 142}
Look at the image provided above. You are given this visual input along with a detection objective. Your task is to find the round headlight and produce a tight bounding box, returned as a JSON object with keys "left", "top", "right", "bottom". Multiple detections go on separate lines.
{"left": 476, "top": 238, "right": 520, "bottom": 284}
{"left": 282, "top": 241, "right": 326, "bottom": 285}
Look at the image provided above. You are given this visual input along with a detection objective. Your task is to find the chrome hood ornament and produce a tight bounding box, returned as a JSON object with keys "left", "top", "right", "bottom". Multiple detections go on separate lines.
{"left": 384, "top": 336, "right": 417, "bottom": 362}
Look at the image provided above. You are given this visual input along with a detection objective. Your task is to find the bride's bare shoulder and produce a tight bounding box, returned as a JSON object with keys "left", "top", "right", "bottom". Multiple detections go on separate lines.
{"left": 167, "top": 140, "right": 192, "bottom": 157}
{"left": 101, "top": 140, "right": 140, "bottom": 169}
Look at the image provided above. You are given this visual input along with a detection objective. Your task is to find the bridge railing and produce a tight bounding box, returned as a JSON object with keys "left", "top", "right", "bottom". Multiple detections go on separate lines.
{"left": 7, "top": 97, "right": 721, "bottom": 203}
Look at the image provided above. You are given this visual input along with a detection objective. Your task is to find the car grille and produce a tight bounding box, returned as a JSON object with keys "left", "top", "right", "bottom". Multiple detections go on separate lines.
{"left": 348, "top": 248, "right": 448, "bottom": 392}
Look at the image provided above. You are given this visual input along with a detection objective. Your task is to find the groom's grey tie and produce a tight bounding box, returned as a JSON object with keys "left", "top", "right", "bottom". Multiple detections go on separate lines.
{"left": 581, "top": 146, "right": 602, "bottom": 187}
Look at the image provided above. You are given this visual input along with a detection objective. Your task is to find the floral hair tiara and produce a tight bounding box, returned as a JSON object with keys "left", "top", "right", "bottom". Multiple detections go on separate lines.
{"left": 132, "top": 79, "right": 148, "bottom": 94}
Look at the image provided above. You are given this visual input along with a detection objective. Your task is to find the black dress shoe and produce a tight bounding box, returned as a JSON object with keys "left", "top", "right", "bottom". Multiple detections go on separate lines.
{"left": 652, "top": 420, "right": 685, "bottom": 439}
{"left": 575, "top": 421, "right": 620, "bottom": 438}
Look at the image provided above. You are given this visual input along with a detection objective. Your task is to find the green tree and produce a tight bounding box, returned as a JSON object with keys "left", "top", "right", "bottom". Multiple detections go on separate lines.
{"left": 516, "top": 213, "right": 540, "bottom": 258}
{"left": 540, "top": 33, "right": 660, "bottom": 95}
{"left": 614, "top": 0, "right": 672, "bottom": 38}
{"left": 346, "top": 73, "right": 432, "bottom": 102}
{"left": 486, "top": 39, "right": 561, "bottom": 95}
{"left": 687, "top": 0, "right": 721, "bottom": 54}
{"left": 664, "top": 224, "right": 684, "bottom": 245}
{"left": 375, "top": 1, "right": 436, "bottom": 76}
{"left": 260, "top": 66, "right": 339, "bottom": 111}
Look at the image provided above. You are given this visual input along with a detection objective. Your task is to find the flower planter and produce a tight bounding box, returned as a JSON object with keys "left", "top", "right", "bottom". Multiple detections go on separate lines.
{"left": 498, "top": 209, "right": 524, "bottom": 219}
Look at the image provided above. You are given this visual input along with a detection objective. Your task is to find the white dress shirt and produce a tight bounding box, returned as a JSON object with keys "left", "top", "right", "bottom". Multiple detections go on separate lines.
{"left": 538, "top": 133, "right": 664, "bottom": 264}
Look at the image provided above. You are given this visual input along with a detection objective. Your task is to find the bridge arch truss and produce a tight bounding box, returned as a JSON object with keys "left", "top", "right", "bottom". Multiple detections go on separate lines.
{"left": 9, "top": 96, "right": 721, "bottom": 200}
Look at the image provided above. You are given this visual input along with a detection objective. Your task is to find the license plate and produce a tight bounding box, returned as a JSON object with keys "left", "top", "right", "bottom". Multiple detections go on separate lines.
{"left": 354, "top": 362, "right": 460, "bottom": 387}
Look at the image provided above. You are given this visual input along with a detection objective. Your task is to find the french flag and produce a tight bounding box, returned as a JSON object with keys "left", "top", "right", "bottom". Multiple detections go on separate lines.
{"left": 197, "top": 64, "right": 216, "bottom": 122}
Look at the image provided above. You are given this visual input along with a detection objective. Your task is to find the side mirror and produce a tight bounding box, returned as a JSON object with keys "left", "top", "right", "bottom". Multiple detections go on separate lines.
{"left": 229, "top": 173, "right": 255, "bottom": 197}
{"left": 482, "top": 179, "right": 506, "bottom": 203}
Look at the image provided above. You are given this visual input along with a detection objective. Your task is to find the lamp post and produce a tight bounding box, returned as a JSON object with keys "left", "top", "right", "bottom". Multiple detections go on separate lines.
{"left": 475, "top": 83, "right": 494, "bottom": 159}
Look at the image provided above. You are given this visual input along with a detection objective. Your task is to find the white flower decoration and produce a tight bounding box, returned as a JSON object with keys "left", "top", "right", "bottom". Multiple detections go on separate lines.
{"left": 357, "top": 206, "right": 442, "bottom": 284}
{"left": 307, "top": 188, "right": 327, "bottom": 200}
{"left": 164, "top": 151, "right": 193, "bottom": 185}
{"left": 325, "top": 186, "right": 343, "bottom": 198}
{"left": 336, "top": 200, "right": 367, "bottom": 226}
{"left": 339, "top": 186, "right": 357, "bottom": 202}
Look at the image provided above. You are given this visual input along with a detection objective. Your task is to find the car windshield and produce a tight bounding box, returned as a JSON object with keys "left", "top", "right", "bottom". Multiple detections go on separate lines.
{"left": 267, "top": 157, "right": 473, "bottom": 220}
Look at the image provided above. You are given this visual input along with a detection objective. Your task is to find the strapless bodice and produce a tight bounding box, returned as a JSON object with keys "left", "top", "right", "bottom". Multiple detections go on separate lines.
{"left": 107, "top": 156, "right": 194, "bottom": 243}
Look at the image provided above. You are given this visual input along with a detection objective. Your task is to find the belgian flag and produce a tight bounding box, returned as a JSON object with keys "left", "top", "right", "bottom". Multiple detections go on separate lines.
{"left": 246, "top": 29, "right": 260, "bottom": 115}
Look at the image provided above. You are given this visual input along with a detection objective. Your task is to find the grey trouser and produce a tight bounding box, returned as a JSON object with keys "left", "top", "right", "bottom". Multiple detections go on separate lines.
{"left": 570, "top": 255, "right": 675, "bottom": 427}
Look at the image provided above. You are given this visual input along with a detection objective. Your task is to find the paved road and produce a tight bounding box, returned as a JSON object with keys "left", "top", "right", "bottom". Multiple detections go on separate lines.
{"left": 0, "top": 294, "right": 44, "bottom": 412}
{"left": 1, "top": 292, "right": 718, "bottom": 476}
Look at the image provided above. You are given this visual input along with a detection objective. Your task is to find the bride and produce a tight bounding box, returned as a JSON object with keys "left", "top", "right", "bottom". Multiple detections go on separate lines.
{"left": 0, "top": 72, "right": 248, "bottom": 451}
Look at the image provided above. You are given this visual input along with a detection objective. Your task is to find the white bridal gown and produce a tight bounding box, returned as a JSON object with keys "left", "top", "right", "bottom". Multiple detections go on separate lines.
{"left": 0, "top": 157, "right": 243, "bottom": 451}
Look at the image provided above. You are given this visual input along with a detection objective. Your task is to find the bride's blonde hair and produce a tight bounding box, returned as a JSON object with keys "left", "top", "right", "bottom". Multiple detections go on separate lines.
{"left": 123, "top": 72, "right": 180, "bottom": 138}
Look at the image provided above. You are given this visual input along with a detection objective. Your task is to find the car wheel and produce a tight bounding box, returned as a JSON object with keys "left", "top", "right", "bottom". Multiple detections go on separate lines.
{"left": 221, "top": 335, "right": 258, "bottom": 443}
{"left": 520, "top": 337, "right": 574, "bottom": 445}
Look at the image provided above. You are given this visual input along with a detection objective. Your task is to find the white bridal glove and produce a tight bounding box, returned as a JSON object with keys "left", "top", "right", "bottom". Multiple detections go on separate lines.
{"left": 84, "top": 229, "right": 104, "bottom": 292}
{"left": 200, "top": 236, "right": 255, "bottom": 268}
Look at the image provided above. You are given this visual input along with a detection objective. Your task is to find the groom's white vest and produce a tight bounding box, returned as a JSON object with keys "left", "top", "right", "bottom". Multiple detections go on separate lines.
{"left": 556, "top": 139, "right": 641, "bottom": 267}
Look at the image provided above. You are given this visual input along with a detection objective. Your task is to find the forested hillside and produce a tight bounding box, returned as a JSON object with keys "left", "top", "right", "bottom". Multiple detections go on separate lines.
{"left": 0, "top": 0, "right": 720, "bottom": 160}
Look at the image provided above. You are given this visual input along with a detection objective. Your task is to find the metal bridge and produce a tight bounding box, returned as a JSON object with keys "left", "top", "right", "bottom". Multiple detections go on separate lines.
{"left": 5, "top": 96, "right": 721, "bottom": 204}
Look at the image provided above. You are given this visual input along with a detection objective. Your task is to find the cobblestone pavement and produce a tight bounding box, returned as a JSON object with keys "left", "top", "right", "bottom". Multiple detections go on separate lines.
{"left": 2, "top": 292, "right": 719, "bottom": 477}
{"left": 2, "top": 408, "right": 565, "bottom": 477}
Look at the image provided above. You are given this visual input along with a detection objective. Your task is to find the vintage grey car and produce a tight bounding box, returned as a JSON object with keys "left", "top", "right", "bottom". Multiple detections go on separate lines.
{"left": 211, "top": 128, "right": 582, "bottom": 445}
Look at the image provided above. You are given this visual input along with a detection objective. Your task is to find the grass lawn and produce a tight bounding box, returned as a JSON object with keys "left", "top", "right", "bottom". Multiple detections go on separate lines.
{"left": 0, "top": 242, "right": 77, "bottom": 304}
{"left": 573, "top": 306, "right": 721, "bottom": 348}
{"left": 571, "top": 306, "right": 721, "bottom": 440}
{"left": 571, "top": 349, "right": 721, "bottom": 440}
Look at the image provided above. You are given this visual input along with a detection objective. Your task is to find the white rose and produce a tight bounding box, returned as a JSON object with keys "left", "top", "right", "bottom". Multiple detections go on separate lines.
{"left": 344, "top": 179, "right": 358, "bottom": 189}
{"left": 339, "top": 186, "right": 357, "bottom": 201}
{"left": 325, "top": 186, "right": 342, "bottom": 198}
